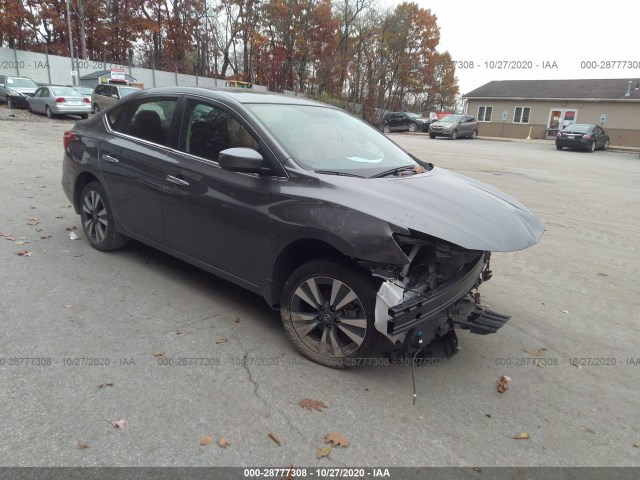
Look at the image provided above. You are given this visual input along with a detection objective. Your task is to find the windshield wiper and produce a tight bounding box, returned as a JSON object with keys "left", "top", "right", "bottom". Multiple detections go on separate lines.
{"left": 372, "top": 165, "right": 421, "bottom": 178}
{"left": 315, "top": 170, "right": 364, "bottom": 178}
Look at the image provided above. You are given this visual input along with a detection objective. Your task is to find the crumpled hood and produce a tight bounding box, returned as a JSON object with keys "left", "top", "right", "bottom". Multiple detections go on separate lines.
{"left": 319, "top": 167, "right": 544, "bottom": 252}
{"left": 10, "top": 87, "right": 36, "bottom": 96}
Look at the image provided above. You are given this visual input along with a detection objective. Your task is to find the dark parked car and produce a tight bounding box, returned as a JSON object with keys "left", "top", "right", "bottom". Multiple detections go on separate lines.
{"left": 429, "top": 114, "right": 478, "bottom": 139}
{"left": 0, "top": 75, "right": 38, "bottom": 108}
{"left": 27, "top": 85, "right": 91, "bottom": 119}
{"left": 381, "top": 112, "right": 429, "bottom": 133}
{"left": 555, "top": 124, "right": 610, "bottom": 152}
{"left": 62, "top": 87, "right": 544, "bottom": 368}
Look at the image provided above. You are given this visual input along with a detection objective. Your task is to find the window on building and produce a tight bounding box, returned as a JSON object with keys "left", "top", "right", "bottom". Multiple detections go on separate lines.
{"left": 478, "top": 106, "right": 493, "bottom": 122}
{"left": 514, "top": 106, "right": 531, "bottom": 124}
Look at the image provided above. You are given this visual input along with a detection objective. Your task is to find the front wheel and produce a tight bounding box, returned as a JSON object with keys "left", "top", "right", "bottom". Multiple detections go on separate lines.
{"left": 450, "top": 129, "right": 458, "bottom": 140}
{"left": 280, "top": 259, "right": 382, "bottom": 368}
{"left": 382, "top": 125, "right": 390, "bottom": 134}
{"left": 556, "top": 145, "right": 562, "bottom": 150}
{"left": 429, "top": 133, "right": 436, "bottom": 139}
{"left": 603, "top": 140, "right": 610, "bottom": 150}
{"left": 7, "top": 97, "right": 14, "bottom": 109}
{"left": 80, "top": 114, "right": 88, "bottom": 119}
{"left": 80, "top": 182, "right": 128, "bottom": 251}
{"left": 408, "top": 122, "right": 417, "bottom": 132}
{"left": 471, "top": 129, "right": 478, "bottom": 139}
{"left": 588, "top": 141, "right": 596, "bottom": 152}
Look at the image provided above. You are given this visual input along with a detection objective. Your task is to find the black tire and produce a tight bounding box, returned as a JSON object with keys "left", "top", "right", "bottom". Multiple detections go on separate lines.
{"left": 450, "top": 129, "right": 458, "bottom": 140}
{"left": 556, "top": 145, "right": 562, "bottom": 150}
{"left": 45, "top": 106, "right": 55, "bottom": 119}
{"left": 603, "top": 140, "right": 610, "bottom": 150}
{"left": 93, "top": 103, "right": 100, "bottom": 114}
{"left": 27, "top": 103, "right": 33, "bottom": 113}
{"left": 408, "top": 122, "right": 417, "bottom": 132}
{"left": 7, "top": 97, "right": 14, "bottom": 109}
{"left": 429, "top": 133, "right": 436, "bottom": 139}
{"left": 383, "top": 125, "right": 390, "bottom": 134}
{"left": 80, "top": 114, "right": 89, "bottom": 119}
{"left": 588, "top": 141, "right": 596, "bottom": 152}
{"left": 79, "top": 182, "right": 128, "bottom": 251}
{"left": 471, "top": 129, "right": 478, "bottom": 139}
{"left": 280, "top": 258, "right": 382, "bottom": 368}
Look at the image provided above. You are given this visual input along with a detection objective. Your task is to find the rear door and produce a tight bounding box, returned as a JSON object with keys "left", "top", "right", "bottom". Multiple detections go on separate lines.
{"left": 161, "top": 96, "right": 282, "bottom": 285}
{"left": 98, "top": 96, "right": 179, "bottom": 244}
{"left": 31, "top": 87, "right": 46, "bottom": 113}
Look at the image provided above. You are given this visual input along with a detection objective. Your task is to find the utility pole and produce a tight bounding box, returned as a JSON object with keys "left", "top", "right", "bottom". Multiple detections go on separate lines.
{"left": 66, "top": 0, "right": 76, "bottom": 85}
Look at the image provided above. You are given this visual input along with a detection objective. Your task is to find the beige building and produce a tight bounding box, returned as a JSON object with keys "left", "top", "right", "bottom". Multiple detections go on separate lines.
{"left": 463, "top": 79, "right": 640, "bottom": 147}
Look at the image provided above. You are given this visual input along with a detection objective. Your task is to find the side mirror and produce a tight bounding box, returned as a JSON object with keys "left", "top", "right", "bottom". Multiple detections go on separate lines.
{"left": 112, "top": 94, "right": 119, "bottom": 99}
{"left": 218, "top": 147, "right": 264, "bottom": 174}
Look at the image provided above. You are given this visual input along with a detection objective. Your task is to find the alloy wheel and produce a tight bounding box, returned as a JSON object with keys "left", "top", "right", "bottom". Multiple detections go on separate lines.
{"left": 82, "top": 189, "right": 109, "bottom": 243}
{"left": 289, "top": 276, "right": 367, "bottom": 358}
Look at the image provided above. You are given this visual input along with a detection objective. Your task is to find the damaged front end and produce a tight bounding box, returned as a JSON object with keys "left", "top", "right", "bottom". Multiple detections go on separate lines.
{"left": 363, "top": 232, "right": 511, "bottom": 359}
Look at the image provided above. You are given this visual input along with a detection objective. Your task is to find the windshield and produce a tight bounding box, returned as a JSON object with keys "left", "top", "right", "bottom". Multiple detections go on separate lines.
{"left": 438, "top": 115, "right": 462, "bottom": 123}
{"left": 8, "top": 78, "right": 37, "bottom": 89}
{"left": 119, "top": 87, "right": 140, "bottom": 97}
{"left": 247, "top": 104, "right": 418, "bottom": 177}
{"left": 73, "top": 86, "right": 93, "bottom": 94}
{"left": 51, "top": 87, "right": 83, "bottom": 96}
{"left": 562, "top": 124, "right": 591, "bottom": 133}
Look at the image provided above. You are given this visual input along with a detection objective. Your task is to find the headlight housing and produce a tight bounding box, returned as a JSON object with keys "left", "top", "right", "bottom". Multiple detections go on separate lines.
{"left": 8, "top": 89, "right": 24, "bottom": 97}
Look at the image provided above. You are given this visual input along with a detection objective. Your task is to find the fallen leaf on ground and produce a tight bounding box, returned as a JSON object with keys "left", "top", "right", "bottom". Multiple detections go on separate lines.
{"left": 98, "top": 383, "right": 114, "bottom": 388}
{"left": 513, "top": 432, "right": 530, "bottom": 440}
{"left": 533, "top": 359, "right": 542, "bottom": 368}
{"left": 523, "top": 348, "right": 545, "bottom": 356}
{"left": 77, "top": 443, "right": 90, "bottom": 449}
{"left": 268, "top": 432, "right": 282, "bottom": 446}
{"left": 15, "top": 240, "right": 26, "bottom": 245}
{"left": 40, "top": 235, "right": 52, "bottom": 239}
{"left": 65, "top": 226, "right": 77, "bottom": 231}
{"left": 473, "top": 467, "right": 482, "bottom": 472}
{"left": 561, "top": 309, "right": 570, "bottom": 314}
{"left": 316, "top": 445, "right": 332, "bottom": 459}
{"left": 234, "top": 316, "right": 240, "bottom": 323}
{"left": 152, "top": 351, "right": 164, "bottom": 357}
{"left": 541, "top": 302, "right": 551, "bottom": 308}
{"left": 200, "top": 435, "right": 213, "bottom": 446}
{"left": 175, "top": 330, "right": 181, "bottom": 335}
{"left": 111, "top": 419, "right": 126, "bottom": 429}
{"left": 27, "top": 218, "right": 39, "bottom": 226}
{"left": 218, "top": 437, "right": 231, "bottom": 448}
{"left": 54, "top": 214, "right": 65, "bottom": 219}
{"left": 16, "top": 250, "right": 32, "bottom": 257}
{"left": 299, "top": 398, "right": 328, "bottom": 411}
{"left": 215, "top": 338, "right": 228, "bottom": 344}
{"left": 634, "top": 442, "right": 640, "bottom": 448}
{"left": 325, "top": 432, "right": 349, "bottom": 447}
{"left": 497, "top": 375, "right": 511, "bottom": 393}
{"left": 4, "top": 235, "right": 16, "bottom": 241}
{"left": 63, "top": 304, "right": 72, "bottom": 308}
{"left": 69, "top": 231, "right": 82, "bottom": 240}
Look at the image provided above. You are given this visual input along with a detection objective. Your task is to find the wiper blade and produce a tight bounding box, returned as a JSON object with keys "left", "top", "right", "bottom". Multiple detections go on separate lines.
{"left": 315, "top": 170, "right": 364, "bottom": 178}
{"left": 372, "top": 165, "right": 423, "bottom": 178}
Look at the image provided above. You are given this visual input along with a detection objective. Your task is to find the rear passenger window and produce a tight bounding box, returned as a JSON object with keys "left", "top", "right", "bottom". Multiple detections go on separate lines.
{"left": 119, "top": 98, "right": 177, "bottom": 146}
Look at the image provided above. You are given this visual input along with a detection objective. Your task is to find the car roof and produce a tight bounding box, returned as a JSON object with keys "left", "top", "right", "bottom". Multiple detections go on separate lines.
{"left": 138, "top": 86, "right": 328, "bottom": 107}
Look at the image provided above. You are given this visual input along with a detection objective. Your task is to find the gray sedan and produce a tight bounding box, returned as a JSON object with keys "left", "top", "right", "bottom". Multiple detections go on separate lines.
{"left": 27, "top": 86, "right": 91, "bottom": 119}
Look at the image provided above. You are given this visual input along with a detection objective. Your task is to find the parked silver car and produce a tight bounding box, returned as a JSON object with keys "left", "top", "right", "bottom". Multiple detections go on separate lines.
{"left": 429, "top": 114, "right": 478, "bottom": 139}
{"left": 27, "top": 86, "right": 91, "bottom": 119}
{"left": 0, "top": 75, "right": 38, "bottom": 108}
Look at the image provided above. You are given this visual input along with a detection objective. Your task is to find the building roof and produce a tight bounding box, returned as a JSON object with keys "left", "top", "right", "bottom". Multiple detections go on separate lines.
{"left": 464, "top": 79, "right": 640, "bottom": 100}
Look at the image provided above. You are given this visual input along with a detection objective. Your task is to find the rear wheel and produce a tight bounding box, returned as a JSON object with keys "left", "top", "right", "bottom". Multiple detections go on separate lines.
{"left": 280, "top": 259, "right": 382, "bottom": 368}
{"left": 603, "top": 140, "right": 610, "bottom": 150}
{"left": 588, "top": 141, "right": 596, "bottom": 152}
{"left": 471, "top": 129, "right": 478, "bottom": 139}
{"left": 80, "top": 182, "right": 128, "bottom": 251}
{"left": 450, "top": 129, "right": 458, "bottom": 140}
{"left": 93, "top": 104, "right": 100, "bottom": 114}
{"left": 27, "top": 103, "right": 33, "bottom": 113}
{"left": 383, "top": 125, "right": 390, "bottom": 134}
{"left": 45, "top": 106, "right": 55, "bottom": 119}
{"left": 408, "top": 122, "right": 417, "bottom": 132}
{"left": 80, "top": 114, "right": 88, "bottom": 119}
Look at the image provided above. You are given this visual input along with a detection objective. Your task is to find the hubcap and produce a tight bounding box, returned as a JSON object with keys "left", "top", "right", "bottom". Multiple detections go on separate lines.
{"left": 82, "top": 190, "right": 109, "bottom": 243}
{"left": 289, "top": 276, "right": 367, "bottom": 358}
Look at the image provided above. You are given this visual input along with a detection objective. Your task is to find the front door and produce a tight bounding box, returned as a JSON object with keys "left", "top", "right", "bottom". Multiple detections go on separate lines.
{"left": 547, "top": 109, "right": 578, "bottom": 138}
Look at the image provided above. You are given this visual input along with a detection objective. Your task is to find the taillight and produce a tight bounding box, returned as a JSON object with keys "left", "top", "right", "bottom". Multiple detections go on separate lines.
{"left": 63, "top": 131, "right": 77, "bottom": 150}
{"left": 55, "top": 97, "right": 65, "bottom": 103}
{"left": 83, "top": 98, "right": 90, "bottom": 103}
{"left": 583, "top": 134, "right": 592, "bottom": 139}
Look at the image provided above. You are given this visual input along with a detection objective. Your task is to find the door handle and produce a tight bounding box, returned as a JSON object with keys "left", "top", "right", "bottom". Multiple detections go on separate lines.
{"left": 166, "top": 175, "right": 189, "bottom": 186}
{"left": 102, "top": 154, "right": 119, "bottom": 163}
